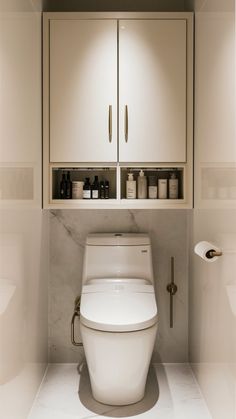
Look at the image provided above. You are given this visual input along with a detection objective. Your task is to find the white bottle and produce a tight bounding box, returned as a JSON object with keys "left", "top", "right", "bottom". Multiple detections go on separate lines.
{"left": 158, "top": 179, "right": 167, "bottom": 199}
{"left": 138, "top": 170, "right": 147, "bottom": 199}
{"left": 169, "top": 172, "right": 178, "bottom": 199}
{"left": 126, "top": 173, "right": 136, "bottom": 199}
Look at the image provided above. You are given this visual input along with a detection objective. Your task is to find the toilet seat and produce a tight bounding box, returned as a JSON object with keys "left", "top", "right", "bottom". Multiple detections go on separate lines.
{"left": 80, "top": 279, "right": 158, "bottom": 332}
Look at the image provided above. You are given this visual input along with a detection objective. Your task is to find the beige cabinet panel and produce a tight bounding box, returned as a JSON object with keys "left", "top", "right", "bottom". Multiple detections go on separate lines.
{"left": 50, "top": 20, "right": 117, "bottom": 162}
{"left": 119, "top": 20, "right": 187, "bottom": 163}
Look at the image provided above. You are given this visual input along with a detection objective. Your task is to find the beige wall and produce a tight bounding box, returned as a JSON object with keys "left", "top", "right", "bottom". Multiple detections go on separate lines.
{"left": 0, "top": 1, "right": 48, "bottom": 418}
{"left": 189, "top": 0, "right": 236, "bottom": 418}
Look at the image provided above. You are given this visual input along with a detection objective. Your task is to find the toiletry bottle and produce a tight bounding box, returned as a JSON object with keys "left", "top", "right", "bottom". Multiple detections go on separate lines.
{"left": 169, "top": 172, "right": 178, "bottom": 199}
{"left": 148, "top": 176, "right": 157, "bottom": 199}
{"left": 138, "top": 170, "right": 147, "bottom": 199}
{"left": 158, "top": 178, "right": 167, "bottom": 199}
{"left": 100, "top": 181, "right": 105, "bottom": 199}
{"left": 60, "top": 173, "right": 67, "bottom": 199}
{"left": 105, "top": 180, "right": 109, "bottom": 199}
{"left": 126, "top": 173, "right": 136, "bottom": 199}
{"left": 65, "top": 171, "right": 72, "bottom": 199}
{"left": 92, "top": 176, "right": 99, "bottom": 199}
{"left": 83, "top": 178, "right": 91, "bottom": 199}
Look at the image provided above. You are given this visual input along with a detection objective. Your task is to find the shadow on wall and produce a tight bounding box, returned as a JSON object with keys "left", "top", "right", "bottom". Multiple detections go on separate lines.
{"left": 78, "top": 363, "right": 160, "bottom": 416}
{"left": 43, "top": 0, "right": 187, "bottom": 12}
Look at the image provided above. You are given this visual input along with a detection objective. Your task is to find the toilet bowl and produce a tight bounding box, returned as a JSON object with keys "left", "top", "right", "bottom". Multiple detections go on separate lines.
{"left": 78, "top": 234, "right": 158, "bottom": 405}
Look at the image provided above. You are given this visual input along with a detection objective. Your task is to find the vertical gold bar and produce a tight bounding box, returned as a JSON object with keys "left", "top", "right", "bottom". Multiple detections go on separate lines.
{"left": 109, "top": 105, "right": 112, "bottom": 143}
{"left": 167, "top": 257, "right": 178, "bottom": 328}
{"left": 125, "top": 105, "right": 128, "bottom": 142}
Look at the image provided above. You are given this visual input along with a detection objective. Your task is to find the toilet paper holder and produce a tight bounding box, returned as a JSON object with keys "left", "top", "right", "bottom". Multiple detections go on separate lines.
{"left": 206, "top": 250, "right": 223, "bottom": 259}
{"left": 194, "top": 241, "right": 223, "bottom": 262}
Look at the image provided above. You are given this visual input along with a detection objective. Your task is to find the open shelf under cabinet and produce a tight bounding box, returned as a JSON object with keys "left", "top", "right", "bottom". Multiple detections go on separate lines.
{"left": 45, "top": 165, "right": 191, "bottom": 209}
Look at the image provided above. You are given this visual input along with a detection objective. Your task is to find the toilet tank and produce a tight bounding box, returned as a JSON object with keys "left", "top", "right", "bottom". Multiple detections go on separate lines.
{"left": 82, "top": 233, "right": 154, "bottom": 284}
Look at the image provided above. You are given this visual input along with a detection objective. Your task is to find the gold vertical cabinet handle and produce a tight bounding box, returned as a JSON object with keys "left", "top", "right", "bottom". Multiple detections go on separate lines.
{"left": 125, "top": 105, "right": 128, "bottom": 143}
{"left": 109, "top": 105, "right": 112, "bottom": 143}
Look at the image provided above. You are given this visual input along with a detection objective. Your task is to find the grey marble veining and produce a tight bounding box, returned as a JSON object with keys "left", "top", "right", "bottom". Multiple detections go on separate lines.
{"left": 49, "top": 210, "right": 189, "bottom": 363}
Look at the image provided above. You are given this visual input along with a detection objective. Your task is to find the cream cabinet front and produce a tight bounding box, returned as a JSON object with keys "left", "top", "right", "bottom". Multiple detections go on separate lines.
{"left": 119, "top": 19, "right": 187, "bottom": 162}
{"left": 49, "top": 19, "right": 117, "bottom": 163}
{"left": 48, "top": 16, "right": 189, "bottom": 164}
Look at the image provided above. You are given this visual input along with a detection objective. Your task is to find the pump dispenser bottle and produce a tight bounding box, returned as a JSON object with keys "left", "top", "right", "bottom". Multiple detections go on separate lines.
{"left": 126, "top": 173, "right": 136, "bottom": 199}
{"left": 138, "top": 170, "right": 147, "bottom": 199}
{"left": 169, "top": 172, "right": 178, "bottom": 199}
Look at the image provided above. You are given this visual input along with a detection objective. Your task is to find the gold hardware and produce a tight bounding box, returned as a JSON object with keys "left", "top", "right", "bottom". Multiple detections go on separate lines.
{"left": 125, "top": 105, "right": 128, "bottom": 142}
{"left": 109, "top": 105, "right": 112, "bottom": 143}
{"left": 166, "top": 257, "right": 177, "bottom": 328}
{"left": 206, "top": 250, "right": 223, "bottom": 259}
{"left": 71, "top": 296, "right": 83, "bottom": 347}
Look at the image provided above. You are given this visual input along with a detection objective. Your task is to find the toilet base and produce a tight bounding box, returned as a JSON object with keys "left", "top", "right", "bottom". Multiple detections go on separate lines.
{"left": 80, "top": 322, "right": 158, "bottom": 406}
{"left": 92, "top": 387, "right": 145, "bottom": 406}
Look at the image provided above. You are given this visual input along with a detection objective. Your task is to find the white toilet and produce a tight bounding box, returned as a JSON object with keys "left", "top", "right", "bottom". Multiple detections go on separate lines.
{"left": 79, "top": 233, "right": 158, "bottom": 406}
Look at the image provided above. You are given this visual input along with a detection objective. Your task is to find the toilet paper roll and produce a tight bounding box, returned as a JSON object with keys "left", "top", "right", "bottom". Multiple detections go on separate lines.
{"left": 194, "top": 241, "right": 222, "bottom": 262}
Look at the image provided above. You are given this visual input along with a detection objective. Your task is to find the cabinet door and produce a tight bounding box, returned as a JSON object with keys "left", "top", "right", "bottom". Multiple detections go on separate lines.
{"left": 50, "top": 20, "right": 117, "bottom": 162}
{"left": 119, "top": 20, "right": 187, "bottom": 163}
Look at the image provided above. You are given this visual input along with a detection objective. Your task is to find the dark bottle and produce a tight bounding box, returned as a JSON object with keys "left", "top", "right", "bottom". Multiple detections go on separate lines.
{"left": 100, "top": 181, "right": 105, "bottom": 199}
{"left": 83, "top": 178, "right": 91, "bottom": 199}
{"left": 60, "top": 173, "right": 67, "bottom": 199}
{"left": 92, "top": 176, "right": 99, "bottom": 199}
{"left": 105, "top": 180, "right": 109, "bottom": 199}
{"left": 65, "top": 171, "right": 72, "bottom": 199}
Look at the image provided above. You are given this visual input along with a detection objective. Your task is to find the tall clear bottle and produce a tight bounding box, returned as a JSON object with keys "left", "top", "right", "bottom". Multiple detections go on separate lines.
{"left": 169, "top": 172, "right": 178, "bottom": 199}
{"left": 137, "top": 170, "right": 147, "bottom": 199}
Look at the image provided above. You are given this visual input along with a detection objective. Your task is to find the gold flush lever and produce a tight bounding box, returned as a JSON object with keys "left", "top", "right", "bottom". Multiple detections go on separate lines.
{"left": 166, "top": 257, "right": 178, "bottom": 328}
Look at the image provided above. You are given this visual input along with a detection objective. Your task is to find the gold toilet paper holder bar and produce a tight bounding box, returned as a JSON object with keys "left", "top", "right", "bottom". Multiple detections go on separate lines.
{"left": 206, "top": 250, "right": 223, "bottom": 259}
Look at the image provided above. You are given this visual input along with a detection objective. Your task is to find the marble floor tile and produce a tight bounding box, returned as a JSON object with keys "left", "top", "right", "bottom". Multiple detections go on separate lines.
{"left": 28, "top": 363, "right": 212, "bottom": 419}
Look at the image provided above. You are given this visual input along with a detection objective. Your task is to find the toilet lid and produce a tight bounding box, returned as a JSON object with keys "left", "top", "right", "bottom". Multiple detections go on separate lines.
{"left": 80, "top": 280, "right": 158, "bottom": 332}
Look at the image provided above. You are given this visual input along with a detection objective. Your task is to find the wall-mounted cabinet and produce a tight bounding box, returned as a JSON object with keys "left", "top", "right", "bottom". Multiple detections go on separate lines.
{"left": 43, "top": 12, "right": 193, "bottom": 209}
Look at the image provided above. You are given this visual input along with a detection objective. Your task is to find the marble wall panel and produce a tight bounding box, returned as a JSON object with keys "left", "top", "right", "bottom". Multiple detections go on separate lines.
{"left": 49, "top": 209, "right": 189, "bottom": 363}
